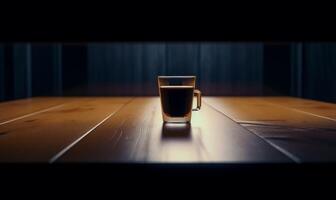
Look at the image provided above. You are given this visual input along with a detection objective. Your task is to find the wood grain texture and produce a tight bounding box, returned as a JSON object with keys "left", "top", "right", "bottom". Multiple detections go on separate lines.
{"left": 205, "top": 97, "right": 336, "bottom": 127}
{"left": 0, "top": 97, "right": 69, "bottom": 124}
{"left": 57, "top": 97, "right": 291, "bottom": 163}
{"left": 262, "top": 97, "right": 336, "bottom": 121}
{"left": 205, "top": 97, "right": 336, "bottom": 162}
{"left": 2, "top": 96, "right": 335, "bottom": 163}
{"left": 0, "top": 97, "right": 131, "bottom": 162}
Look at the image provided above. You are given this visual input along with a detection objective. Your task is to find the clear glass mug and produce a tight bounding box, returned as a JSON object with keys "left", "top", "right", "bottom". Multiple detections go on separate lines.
{"left": 158, "top": 76, "right": 201, "bottom": 123}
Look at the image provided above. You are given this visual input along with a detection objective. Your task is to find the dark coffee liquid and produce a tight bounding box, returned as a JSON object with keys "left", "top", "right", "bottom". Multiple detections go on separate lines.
{"left": 160, "top": 86, "right": 194, "bottom": 117}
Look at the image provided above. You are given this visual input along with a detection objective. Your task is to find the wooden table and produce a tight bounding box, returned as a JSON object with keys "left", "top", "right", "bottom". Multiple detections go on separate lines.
{"left": 0, "top": 96, "right": 336, "bottom": 163}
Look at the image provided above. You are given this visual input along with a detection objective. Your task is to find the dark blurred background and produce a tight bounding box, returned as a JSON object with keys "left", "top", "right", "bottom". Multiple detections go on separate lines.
{"left": 0, "top": 42, "right": 335, "bottom": 103}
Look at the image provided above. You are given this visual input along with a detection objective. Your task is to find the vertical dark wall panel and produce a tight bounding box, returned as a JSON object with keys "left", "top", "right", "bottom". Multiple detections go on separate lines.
{"left": 303, "top": 43, "right": 336, "bottom": 103}
{"left": 52, "top": 45, "right": 63, "bottom": 95}
{"left": 88, "top": 43, "right": 166, "bottom": 95}
{"left": 290, "top": 43, "right": 303, "bottom": 97}
{"left": 87, "top": 42, "right": 264, "bottom": 96}
{"left": 31, "top": 45, "right": 54, "bottom": 96}
{"left": 13, "top": 44, "right": 31, "bottom": 99}
{"left": 122, "top": 43, "right": 143, "bottom": 95}
{"left": 0, "top": 45, "right": 4, "bottom": 101}
{"left": 3, "top": 45, "right": 14, "bottom": 100}
{"left": 9, "top": 42, "right": 336, "bottom": 100}
{"left": 140, "top": 43, "right": 166, "bottom": 95}
{"left": 62, "top": 44, "right": 87, "bottom": 96}
{"left": 166, "top": 43, "right": 200, "bottom": 76}
{"left": 200, "top": 43, "right": 263, "bottom": 95}
{"left": 88, "top": 43, "right": 126, "bottom": 95}
{"left": 200, "top": 43, "right": 232, "bottom": 95}
{"left": 263, "top": 44, "right": 291, "bottom": 95}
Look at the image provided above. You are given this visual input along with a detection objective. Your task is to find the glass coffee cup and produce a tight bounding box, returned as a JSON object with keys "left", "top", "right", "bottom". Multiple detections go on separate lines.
{"left": 158, "top": 76, "right": 201, "bottom": 123}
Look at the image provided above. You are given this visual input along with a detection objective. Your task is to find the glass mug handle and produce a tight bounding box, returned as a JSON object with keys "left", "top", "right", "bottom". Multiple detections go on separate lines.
{"left": 192, "top": 89, "right": 201, "bottom": 111}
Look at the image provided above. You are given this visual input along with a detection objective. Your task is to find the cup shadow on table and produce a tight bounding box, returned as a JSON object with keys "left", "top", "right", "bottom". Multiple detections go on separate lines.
{"left": 161, "top": 123, "right": 192, "bottom": 140}
{"left": 160, "top": 123, "right": 209, "bottom": 160}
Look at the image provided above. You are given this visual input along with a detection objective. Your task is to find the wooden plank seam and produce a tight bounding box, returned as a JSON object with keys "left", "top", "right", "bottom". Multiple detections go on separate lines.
{"left": 49, "top": 98, "right": 134, "bottom": 163}
{"left": 204, "top": 100, "right": 301, "bottom": 163}
{"left": 0, "top": 104, "right": 67, "bottom": 126}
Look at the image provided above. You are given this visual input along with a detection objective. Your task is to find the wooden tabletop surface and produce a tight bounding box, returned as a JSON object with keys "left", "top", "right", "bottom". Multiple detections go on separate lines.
{"left": 0, "top": 96, "right": 335, "bottom": 163}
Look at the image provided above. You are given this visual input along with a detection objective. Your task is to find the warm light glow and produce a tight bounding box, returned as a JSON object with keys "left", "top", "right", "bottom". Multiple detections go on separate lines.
{"left": 164, "top": 123, "right": 189, "bottom": 128}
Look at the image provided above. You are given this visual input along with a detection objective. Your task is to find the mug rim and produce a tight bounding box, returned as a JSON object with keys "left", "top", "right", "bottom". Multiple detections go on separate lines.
{"left": 158, "top": 76, "right": 196, "bottom": 79}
